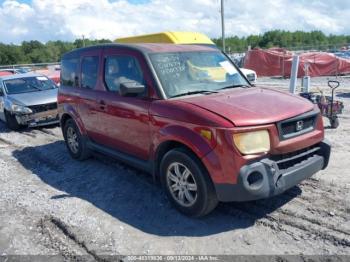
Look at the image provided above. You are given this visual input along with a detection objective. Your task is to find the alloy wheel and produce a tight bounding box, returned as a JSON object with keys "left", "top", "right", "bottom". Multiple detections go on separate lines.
{"left": 66, "top": 126, "right": 79, "bottom": 154}
{"left": 166, "top": 162, "right": 198, "bottom": 207}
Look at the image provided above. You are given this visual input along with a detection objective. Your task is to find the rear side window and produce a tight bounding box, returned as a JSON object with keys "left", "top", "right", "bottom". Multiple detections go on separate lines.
{"left": 61, "top": 58, "right": 79, "bottom": 87}
{"left": 104, "top": 55, "right": 144, "bottom": 92}
{"left": 81, "top": 56, "right": 99, "bottom": 89}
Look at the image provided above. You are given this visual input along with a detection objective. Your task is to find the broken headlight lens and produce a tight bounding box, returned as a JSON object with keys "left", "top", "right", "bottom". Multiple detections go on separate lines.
{"left": 11, "top": 104, "right": 32, "bottom": 114}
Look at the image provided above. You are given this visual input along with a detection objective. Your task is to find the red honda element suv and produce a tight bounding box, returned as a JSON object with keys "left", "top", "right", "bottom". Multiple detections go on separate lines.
{"left": 58, "top": 43, "right": 331, "bottom": 217}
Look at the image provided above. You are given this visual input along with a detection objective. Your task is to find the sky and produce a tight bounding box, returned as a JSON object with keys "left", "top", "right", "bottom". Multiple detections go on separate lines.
{"left": 0, "top": 0, "right": 350, "bottom": 44}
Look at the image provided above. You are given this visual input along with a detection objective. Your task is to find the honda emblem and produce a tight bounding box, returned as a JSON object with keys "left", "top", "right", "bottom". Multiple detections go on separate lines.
{"left": 296, "top": 120, "right": 304, "bottom": 131}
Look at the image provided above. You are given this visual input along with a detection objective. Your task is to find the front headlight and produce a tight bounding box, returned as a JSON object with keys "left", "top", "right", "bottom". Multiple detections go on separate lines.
{"left": 233, "top": 130, "right": 270, "bottom": 155}
{"left": 11, "top": 104, "right": 32, "bottom": 114}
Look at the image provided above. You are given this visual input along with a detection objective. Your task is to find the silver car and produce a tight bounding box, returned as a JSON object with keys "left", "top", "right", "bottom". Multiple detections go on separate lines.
{"left": 0, "top": 72, "right": 59, "bottom": 130}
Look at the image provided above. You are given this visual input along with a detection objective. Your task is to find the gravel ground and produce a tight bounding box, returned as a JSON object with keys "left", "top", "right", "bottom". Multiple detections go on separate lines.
{"left": 0, "top": 76, "right": 349, "bottom": 260}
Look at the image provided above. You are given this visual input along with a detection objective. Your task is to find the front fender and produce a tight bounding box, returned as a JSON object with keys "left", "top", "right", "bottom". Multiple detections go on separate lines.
{"left": 4, "top": 96, "right": 28, "bottom": 112}
{"left": 59, "top": 103, "right": 86, "bottom": 135}
{"left": 152, "top": 124, "right": 216, "bottom": 159}
{"left": 4, "top": 99, "right": 13, "bottom": 112}
{"left": 4, "top": 97, "right": 20, "bottom": 113}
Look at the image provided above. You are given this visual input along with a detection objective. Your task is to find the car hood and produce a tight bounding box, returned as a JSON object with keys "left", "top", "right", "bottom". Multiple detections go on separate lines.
{"left": 7, "top": 88, "right": 58, "bottom": 106}
{"left": 179, "top": 87, "right": 314, "bottom": 126}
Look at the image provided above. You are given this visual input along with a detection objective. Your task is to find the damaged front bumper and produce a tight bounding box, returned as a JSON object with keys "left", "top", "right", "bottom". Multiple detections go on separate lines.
{"left": 15, "top": 109, "right": 59, "bottom": 127}
{"left": 215, "top": 139, "right": 331, "bottom": 202}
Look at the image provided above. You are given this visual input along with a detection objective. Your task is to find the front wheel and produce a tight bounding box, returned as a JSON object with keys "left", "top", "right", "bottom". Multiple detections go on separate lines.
{"left": 160, "top": 148, "right": 218, "bottom": 217}
{"left": 330, "top": 117, "right": 339, "bottom": 129}
{"left": 4, "top": 110, "right": 26, "bottom": 131}
{"left": 63, "top": 119, "right": 91, "bottom": 160}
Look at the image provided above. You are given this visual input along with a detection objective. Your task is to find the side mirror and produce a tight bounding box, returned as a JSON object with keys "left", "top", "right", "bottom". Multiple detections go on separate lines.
{"left": 119, "top": 78, "right": 145, "bottom": 96}
{"left": 0, "top": 88, "right": 4, "bottom": 96}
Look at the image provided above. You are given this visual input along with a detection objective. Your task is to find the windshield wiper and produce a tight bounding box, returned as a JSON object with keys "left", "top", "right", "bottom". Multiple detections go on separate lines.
{"left": 218, "top": 84, "right": 250, "bottom": 90}
{"left": 170, "top": 90, "right": 218, "bottom": 98}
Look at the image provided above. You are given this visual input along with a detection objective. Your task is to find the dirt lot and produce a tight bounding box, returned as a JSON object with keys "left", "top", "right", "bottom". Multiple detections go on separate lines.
{"left": 0, "top": 76, "right": 349, "bottom": 260}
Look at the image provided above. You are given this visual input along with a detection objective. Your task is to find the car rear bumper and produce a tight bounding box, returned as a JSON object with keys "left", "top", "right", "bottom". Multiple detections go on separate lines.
{"left": 215, "top": 139, "right": 331, "bottom": 202}
{"left": 15, "top": 109, "right": 59, "bottom": 127}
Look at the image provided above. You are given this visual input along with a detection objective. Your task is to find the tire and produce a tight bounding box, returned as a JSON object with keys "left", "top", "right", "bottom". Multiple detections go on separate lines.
{"left": 4, "top": 110, "right": 25, "bottom": 131}
{"left": 63, "top": 119, "right": 91, "bottom": 160}
{"left": 160, "top": 148, "right": 218, "bottom": 217}
{"left": 330, "top": 117, "right": 339, "bottom": 129}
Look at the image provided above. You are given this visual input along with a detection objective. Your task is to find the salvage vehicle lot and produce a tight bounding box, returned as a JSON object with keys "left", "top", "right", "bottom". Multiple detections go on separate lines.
{"left": 0, "top": 77, "right": 349, "bottom": 258}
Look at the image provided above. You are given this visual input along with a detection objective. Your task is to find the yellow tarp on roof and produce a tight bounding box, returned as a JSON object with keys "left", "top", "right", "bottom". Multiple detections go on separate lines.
{"left": 115, "top": 31, "right": 214, "bottom": 45}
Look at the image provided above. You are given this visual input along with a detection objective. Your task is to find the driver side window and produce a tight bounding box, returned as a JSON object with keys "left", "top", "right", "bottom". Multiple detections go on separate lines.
{"left": 104, "top": 55, "right": 145, "bottom": 93}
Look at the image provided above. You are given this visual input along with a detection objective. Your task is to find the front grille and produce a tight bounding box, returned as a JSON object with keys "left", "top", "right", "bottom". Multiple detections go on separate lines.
{"left": 270, "top": 145, "right": 321, "bottom": 170}
{"left": 281, "top": 116, "right": 315, "bottom": 136}
{"left": 277, "top": 111, "right": 317, "bottom": 140}
{"left": 29, "top": 102, "right": 57, "bottom": 113}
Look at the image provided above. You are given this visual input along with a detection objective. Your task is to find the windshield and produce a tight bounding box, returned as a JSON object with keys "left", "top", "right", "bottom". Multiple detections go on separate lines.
{"left": 149, "top": 51, "right": 249, "bottom": 98}
{"left": 4, "top": 76, "right": 57, "bottom": 95}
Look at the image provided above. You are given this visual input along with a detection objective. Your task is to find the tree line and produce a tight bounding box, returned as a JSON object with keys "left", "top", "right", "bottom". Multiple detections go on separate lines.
{"left": 1, "top": 30, "right": 350, "bottom": 65}
{"left": 0, "top": 39, "right": 112, "bottom": 66}
{"left": 212, "top": 30, "right": 350, "bottom": 52}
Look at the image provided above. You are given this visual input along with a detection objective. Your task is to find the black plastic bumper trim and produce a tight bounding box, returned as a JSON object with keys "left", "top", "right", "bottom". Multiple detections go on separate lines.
{"left": 215, "top": 139, "right": 331, "bottom": 202}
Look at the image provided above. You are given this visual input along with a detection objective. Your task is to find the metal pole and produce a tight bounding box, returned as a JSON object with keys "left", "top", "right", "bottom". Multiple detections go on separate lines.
{"left": 282, "top": 51, "right": 285, "bottom": 78}
{"left": 289, "top": 55, "right": 300, "bottom": 94}
{"left": 221, "top": 0, "right": 225, "bottom": 52}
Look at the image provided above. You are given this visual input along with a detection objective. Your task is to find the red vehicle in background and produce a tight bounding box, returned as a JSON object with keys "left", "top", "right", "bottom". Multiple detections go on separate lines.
{"left": 0, "top": 67, "right": 60, "bottom": 85}
{"left": 58, "top": 43, "right": 331, "bottom": 217}
{"left": 0, "top": 68, "right": 31, "bottom": 76}
{"left": 0, "top": 69, "right": 18, "bottom": 77}
{"left": 0, "top": 71, "right": 13, "bottom": 77}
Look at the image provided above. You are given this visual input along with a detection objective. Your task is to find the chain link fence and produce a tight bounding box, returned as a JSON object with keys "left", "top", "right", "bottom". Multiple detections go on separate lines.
{"left": 0, "top": 62, "right": 60, "bottom": 72}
